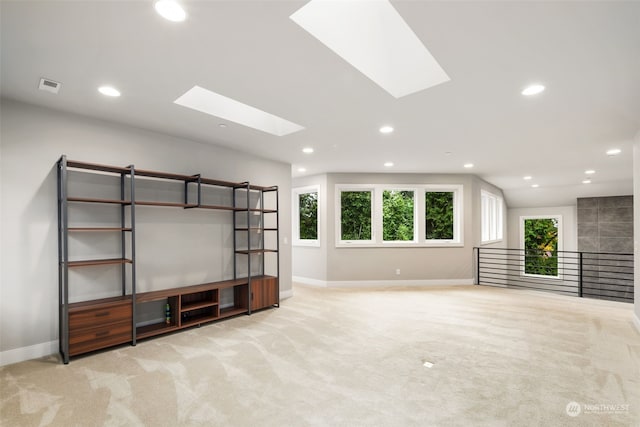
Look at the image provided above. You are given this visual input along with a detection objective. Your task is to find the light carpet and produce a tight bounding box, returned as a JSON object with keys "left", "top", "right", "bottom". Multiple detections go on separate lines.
{"left": 1, "top": 284, "right": 639, "bottom": 426}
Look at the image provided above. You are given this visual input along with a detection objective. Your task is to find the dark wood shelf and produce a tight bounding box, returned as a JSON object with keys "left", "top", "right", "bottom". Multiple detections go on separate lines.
{"left": 136, "top": 322, "right": 179, "bottom": 339}
{"left": 248, "top": 184, "right": 278, "bottom": 191}
{"left": 68, "top": 227, "right": 132, "bottom": 232}
{"left": 66, "top": 160, "right": 131, "bottom": 174}
{"left": 235, "top": 249, "right": 278, "bottom": 254}
{"left": 136, "top": 278, "right": 247, "bottom": 303}
{"left": 219, "top": 307, "right": 248, "bottom": 319}
{"left": 68, "top": 258, "right": 133, "bottom": 268}
{"left": 68, "top": 197, "right": 131, "bottom": 205}
{"left": 134, "top": 168, "right": 200, "bottom": 182}
{"left": 136, "top": 201, "right": 199, "bottom": 208}
{"left": 201, "top": 177, "right": 243, "bottom": 187}
{"left": 181, "top": 313, "right": 218, "bottom": 328}
{"left": 181, "top": 300, "right": 219, "bottom": 312}
{"left": 198, "top": 204, "right": 236, "bottom": 211}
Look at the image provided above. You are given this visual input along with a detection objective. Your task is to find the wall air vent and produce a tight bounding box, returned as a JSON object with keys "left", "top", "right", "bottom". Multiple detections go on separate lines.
{"left": 38, "top": 78, "right": 62, "bottom": 94}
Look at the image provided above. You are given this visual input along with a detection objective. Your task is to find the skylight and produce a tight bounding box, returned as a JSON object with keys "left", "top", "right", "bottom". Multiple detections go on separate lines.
{"left": 290, "top": 0, "right": 450, "bottom": 98}
{"left": 174, "top": 86, "right": 304, "bottom": 136}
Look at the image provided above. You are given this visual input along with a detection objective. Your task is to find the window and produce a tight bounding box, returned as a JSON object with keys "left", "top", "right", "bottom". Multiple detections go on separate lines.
{"left": 425, "top": 191, "right": 454, "bottom": 240}
{"left": 293, "top": 186, "right": 319, "bottom": 246}
{"left": 382, "top": 190, "right": 415, "bottom": 241}
{"left": 520, "top": 216, "right": 562, "bottom": 278}
{"left": 340, "top": 189, "right": 373, "bottom": 242}
{"left": 481, "top": 191, "right": 503, "bottom": 243}
{"left": 336, "top": 184, "right": 462, "bottom": 247}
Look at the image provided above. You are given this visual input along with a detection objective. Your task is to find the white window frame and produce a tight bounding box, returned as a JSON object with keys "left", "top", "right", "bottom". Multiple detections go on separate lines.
{"left": 381, "top": 188, "right": 418, "bottom": 244}
{"left": 519, "top": 215, "right": 563, "bottom": 279}
{"left": 423, "top": 185, "right": 464, "bottom": 246}
{"left": 336, "top": 185, "right": 375, "bottom": 246}
{"left": 293, "top": 185, "right": 320, "bottom": 247}
{"left": 481, "top": 190, "right": 504, "bottom": 244}
{"left": 335, "top": 184, "right": 463, "bottom": 248}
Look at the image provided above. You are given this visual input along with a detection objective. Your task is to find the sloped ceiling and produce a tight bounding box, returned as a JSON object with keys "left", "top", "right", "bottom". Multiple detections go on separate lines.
{"left": 1, "top": 1, "right": 638, "bottom": 207}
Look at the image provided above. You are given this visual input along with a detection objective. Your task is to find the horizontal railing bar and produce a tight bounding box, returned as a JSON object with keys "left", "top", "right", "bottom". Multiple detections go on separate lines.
{"left": 475, "top": 247, "right": 633, "bottom": 304}
{"left": 479, "top": 267, "right": 581, "bottom": 281}
{"left": 476, "top": 247, "right": 633, "bottom": 257}
{"left": 478, "top": 274, "right": 579, "bottom": 290}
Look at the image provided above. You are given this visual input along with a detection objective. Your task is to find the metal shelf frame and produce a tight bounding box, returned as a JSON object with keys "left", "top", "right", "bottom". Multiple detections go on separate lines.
{"left": 57, "top": 155, "right": 137, "bottom": 364}
{"left": 57, "top": 155, "right": 279, "bottom": 363}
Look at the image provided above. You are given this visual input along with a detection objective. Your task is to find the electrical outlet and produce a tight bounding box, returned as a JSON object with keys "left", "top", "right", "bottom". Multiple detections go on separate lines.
{"left": 395, "top": 268, "right": 401, "bottom": 275}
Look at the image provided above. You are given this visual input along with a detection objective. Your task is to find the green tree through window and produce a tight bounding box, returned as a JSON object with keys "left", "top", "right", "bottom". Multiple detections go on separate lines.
{"left": 341, "top": 191, "right": 371, "bottom": 240}
{"left": 523, "top": 218, "right": 559, "bottom": 276}
{"left": 298, "top": 192, "right": 318, "bottom": 240}
{"left": 425, "top": 192, "right": 454, "bottom": 239}
{"left": 383, "top": 190, "right": 414, "bottom": 241}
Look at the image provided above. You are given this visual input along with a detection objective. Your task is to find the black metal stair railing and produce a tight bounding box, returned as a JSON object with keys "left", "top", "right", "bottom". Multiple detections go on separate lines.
{"left": 474, "top": 247, "right": 634, "bottom": 303}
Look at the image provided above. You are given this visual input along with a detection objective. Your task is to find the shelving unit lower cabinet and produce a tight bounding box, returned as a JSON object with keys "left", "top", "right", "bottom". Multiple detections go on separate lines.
{"left": 180, "top": 289, "right": 219, "bottom": 327}
{"left": 251, "top": 275, "right": 279, "bottom": 311}
{"left": 68, "top": 296, "right": 132, "bottom": 356}
{"left": 135, "top": 293, "right": 180, "bottom": 340}
{"left": 135, "top": 279, "right": 249, "bottom": 339}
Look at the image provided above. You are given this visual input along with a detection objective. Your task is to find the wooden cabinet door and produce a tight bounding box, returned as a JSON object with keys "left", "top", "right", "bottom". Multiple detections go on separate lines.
{"left": 251, "top": 277, "right": 278, "bottom": 310}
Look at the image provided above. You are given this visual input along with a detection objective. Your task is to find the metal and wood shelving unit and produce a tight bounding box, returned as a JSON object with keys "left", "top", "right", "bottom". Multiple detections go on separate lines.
{"left": 57, "top": 155, "right": 279, "bottom": 364}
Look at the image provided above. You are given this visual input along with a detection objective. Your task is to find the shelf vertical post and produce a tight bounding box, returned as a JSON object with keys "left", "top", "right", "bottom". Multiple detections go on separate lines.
{"left": 260, "top": 188, "right": 265, "bottom": 276}
{"left": 275, "top": 186, "right": 280, "bottom": 307}
{"left": 57, "top": 156, "right": 70, "bottom": 364}
{"left": 246, "top": 183, "right": 252, "bottom": 315}
{"left": 120, "top": 172, "right": 126, "bottom": 296}
{"left": 130, "top": 165, "right": 137, "bottom": 346}
{"left": 232, "top": 187, "right": 237, "bottom": 280}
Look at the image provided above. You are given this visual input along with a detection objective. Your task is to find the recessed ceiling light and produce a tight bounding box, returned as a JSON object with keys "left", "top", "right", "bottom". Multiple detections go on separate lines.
{"left": 98, "top": 86, "right": 121, "bottom": 97}
{"left": 290, "top": 0, "right": 450, "bottom": 98}
{"left": 174, "top": 86, "right": 304, "bottom": 136}
{"left": 297, "top": 167, "right": 307, "bottom": 173}
{"left": 302, "top": 147, "right": 314, "bottom": 154}
{"left": 531, "top": 184, "right": 539, "bottom": 188}
{"left": 582, "top": 179, "right": 592, "bottom": 184}
{"left": 606, "top": 148, "right": 621, "bottom": 156}
{"left": 521, "top": 84, "right": 545, "bottom": 96}
{"left": 154, "top": 0, "right": 186, "bottom": 22}
{"left": 463, "top": 163, "right": 474, "bottom": 168}
{"left": 384, "top": 162, "right": 394, "bottom": 167}
{"left": 585, "top": 170, "right": 595, "bottom": 175}
{"left": 523, "top": 176, "right": 532, "bottom": 180}
{"left": 218, "top": 123, "right": 227, "bottom": 128}
{"left": 444, "top": 151, "right": 452, "bottom": 156}
{"left": 379, "top": 125, "right": 394, "bottom": 134}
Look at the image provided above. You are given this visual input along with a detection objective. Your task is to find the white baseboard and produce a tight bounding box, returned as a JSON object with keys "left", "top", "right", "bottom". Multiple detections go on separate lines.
{"left": 0, "top": 340, "right": 58, "bottom": 367}
{"left": 293, "top": 276, "right": 474, "bottom": 288}
{"left": 633, "top": 312, "right": 640, "bottom": 335}
{"left": 292, "top": 276, "right": 328, "bottom": 287}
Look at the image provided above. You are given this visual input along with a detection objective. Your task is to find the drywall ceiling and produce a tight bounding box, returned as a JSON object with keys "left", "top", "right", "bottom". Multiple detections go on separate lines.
{"left": 1, "top": 0, "right": 639, "bottom": 208}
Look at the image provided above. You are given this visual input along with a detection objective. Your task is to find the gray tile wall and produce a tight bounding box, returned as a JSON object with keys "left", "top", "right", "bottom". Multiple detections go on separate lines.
{"left": 578, "top": 196, "right": 634, "bottom": 253}
{"left": 577, "top": 196, "right": 634, "bottom": 302}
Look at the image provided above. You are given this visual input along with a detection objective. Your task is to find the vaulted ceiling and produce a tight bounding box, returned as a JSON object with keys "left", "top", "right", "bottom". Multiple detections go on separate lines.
{"left": 2, "top": 1, "right": 639, "bottom": 207}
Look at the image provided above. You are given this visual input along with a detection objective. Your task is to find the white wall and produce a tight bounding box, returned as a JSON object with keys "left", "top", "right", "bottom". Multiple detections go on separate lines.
{"left": 0, "top": 99, "right": 292, "bottom": 364}
{"left": 507, "top": 206, "right": 578, "bottom": 251}
{"left": 292, "top": 174, "right": 327, "bottom": 283}
{"left": 292, "top": 172, "right": 506, "bottom": 286}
